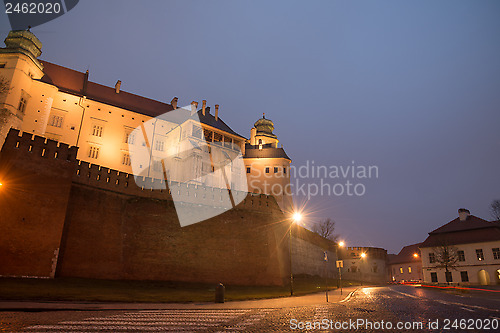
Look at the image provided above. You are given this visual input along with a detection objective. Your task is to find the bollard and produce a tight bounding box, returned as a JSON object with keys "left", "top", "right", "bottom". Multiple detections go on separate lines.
{"left": 215, "top": 283, "right": 225, "bottom": 303}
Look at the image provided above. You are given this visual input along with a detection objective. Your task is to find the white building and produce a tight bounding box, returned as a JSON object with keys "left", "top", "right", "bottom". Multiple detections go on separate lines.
{"left": 420, "top": 209, "right": 500, "bottom": 285}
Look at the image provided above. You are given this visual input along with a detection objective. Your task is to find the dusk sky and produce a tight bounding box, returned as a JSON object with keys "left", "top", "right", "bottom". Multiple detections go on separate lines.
{"left": 1, "top": 0, "right": 499, "bottom": 253}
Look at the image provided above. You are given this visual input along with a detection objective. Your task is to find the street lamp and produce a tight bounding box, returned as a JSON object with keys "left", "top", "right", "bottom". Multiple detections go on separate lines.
{"left": 289, "top": 212, "right": 302, "bottom": 296}
{"left": 413, "top": 253, "right": 419, "bottom": 258}
{"left": 361, "top": 252, "right": 366, "bottom": 258}
{"left": 336, "top": 241, "right": 345, "bottom": 294}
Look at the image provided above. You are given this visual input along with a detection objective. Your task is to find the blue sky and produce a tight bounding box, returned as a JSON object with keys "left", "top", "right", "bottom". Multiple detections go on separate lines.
{"left": 1, "top": 0, "right": 499, "bottom": 253}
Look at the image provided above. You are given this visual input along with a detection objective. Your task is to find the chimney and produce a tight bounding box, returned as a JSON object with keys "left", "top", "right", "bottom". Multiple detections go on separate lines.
{"left": 191, "top": 101, "right": 198, "bottom": 115}
{"left": 458, "top": 208, "right": 470, "bottom": 221}
{"left": 115, "top": 80, "right": 121, "bottom": 93}
{"left": 170, "top": 97, "right": 178, "bottom": 109}
{"left": 83, "top": 70, "right": 89, "bottom": 96}
{"left": 202, "top": 100, "right": 206, "bottom": 116}
{"left": 215, "top": 104, "right": 219, "bottom": 121}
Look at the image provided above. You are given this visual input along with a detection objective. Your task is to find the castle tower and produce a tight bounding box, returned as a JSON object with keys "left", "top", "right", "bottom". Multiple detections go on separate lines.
{"left": 0, "top": 29, "right": 45, "bottom": 148}
{"left": 244, "top": 114, "right": 293, "bottom": 211}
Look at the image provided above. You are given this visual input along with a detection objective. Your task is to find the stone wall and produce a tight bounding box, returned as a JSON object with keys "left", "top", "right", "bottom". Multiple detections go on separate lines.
{"left": 0, "top": 129, "right": 77, "bottom": 278}
{"left": 0, "top": 129, "right": 338, "bottom": 286}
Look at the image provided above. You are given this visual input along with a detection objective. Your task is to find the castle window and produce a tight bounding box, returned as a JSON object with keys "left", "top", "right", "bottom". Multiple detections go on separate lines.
{"left": 399, "top": 267, "right": 403, "bottom": 274}
{"left": 457, "top": 250, "right": 465, "bottom": 261}
{"left": 408, "top": 266, "right": 412, "bottom": 273}
{"left": 124, "top": 130, "right": 135, "bottom": 144}
{"left": 460, "top": 271, "right": 469, "bottom": 282}
{"left": 122, "top": 153, "right": 131, "bottom": 166}
{"left": 283, "top": 167, "right": 287, "bottom": 174}
{"left": 154, "top": 140, "right": 164, "bottom": 152}
{"left": 246, "top": 167, "right": 251, "bottom": 174}
{"left": 88, "top": 146, "right": 99, "bottom": 159}
{"left": 92, "top": 124, "right": 103, "bottom": 137}
{"left": 430, "top": 272, "right": 438, "bottom": 283}
{"left": 265, "top": 167, "right": 270, "bottom": 174}
{"left": 18, "top": 96, "right": 28, "bottom": 114}
{"left": 0, "top": 63, "right": 5, "bottom": 68}
{"left": 274, "top": 167, "right": 278, "bottom": 173}
{"left": 48, "top": 115, "right": 64, "bottom": 128}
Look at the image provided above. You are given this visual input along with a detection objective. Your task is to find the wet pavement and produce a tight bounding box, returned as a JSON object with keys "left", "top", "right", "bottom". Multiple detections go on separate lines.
{"left": 0, "top": 285, "right": 499, "bottom": 332}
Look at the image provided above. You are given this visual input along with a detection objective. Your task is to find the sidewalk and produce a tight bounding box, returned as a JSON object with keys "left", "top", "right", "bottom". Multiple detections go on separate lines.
{"left": 0, "top": 286, "right": 360, "bottom": 311}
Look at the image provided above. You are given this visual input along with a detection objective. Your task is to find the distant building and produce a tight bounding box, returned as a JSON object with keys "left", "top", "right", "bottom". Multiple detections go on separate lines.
{"left": 420, "top": 209, "right": 500, "bottom": 285}
{"left": 340, "top": 246, "right": 387, "bottom": 283}
{"left": 387, "top": 243, "right": 422, "bottom": 283}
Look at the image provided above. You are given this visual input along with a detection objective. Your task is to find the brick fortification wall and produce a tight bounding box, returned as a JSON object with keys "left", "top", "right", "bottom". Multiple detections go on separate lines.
{"left": 0, "top": 129, "right": 78, "bottom": 278}
{"left": 291, "top": 227, "right": 338, "bottom": 278}
{"left": 0, "top": 129, "right": 289, "bottom": 285}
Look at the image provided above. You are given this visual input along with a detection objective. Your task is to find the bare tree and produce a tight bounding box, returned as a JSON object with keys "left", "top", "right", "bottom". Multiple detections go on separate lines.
{"left": 432, "top": 238, "right": 459, "bottom": 284}
{"left": 313, "top": 218, "right": 338, "bottom": 241}
{"left": 490, "top": 200, "right": 500, "bottom": 221}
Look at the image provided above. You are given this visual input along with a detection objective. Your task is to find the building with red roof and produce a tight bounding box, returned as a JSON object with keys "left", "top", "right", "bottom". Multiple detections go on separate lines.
{"left": 420, "top": 208, "right": 500, "bottom": 285}
{"left": 387, "top": 243, "right": 422, "bottom": 283}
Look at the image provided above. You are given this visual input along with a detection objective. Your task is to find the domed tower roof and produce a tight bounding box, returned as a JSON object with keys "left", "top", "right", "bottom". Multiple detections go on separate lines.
{"left": 254, "top": 113, "right": 277, "bottom": 139}
{"left": 0, "top": 29, "right": 43, "bottom": 70}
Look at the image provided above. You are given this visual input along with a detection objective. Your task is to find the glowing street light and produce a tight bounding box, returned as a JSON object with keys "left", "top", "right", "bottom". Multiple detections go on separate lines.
{"left": 336, "top": 240, "right": 345, "bottom": 295}
{"left": 413, "top": 253, "right": 419, "bottom": 258}
{"left": 360, "top": 252, "right": 367, "bottom": 258}
{"left": 292, "top": 212, "right": 302, "bottom": 223}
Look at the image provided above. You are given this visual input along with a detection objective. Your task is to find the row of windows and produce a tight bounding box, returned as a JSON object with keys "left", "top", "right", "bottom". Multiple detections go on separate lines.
{"left": 430, "top": 271, "right": 469, "bottom": 283}
{"left": 398, "top": 266, "right": 412, "bottom": 274}
{"left": 246, "top": 166, "right": 287, "bottom": 174}
{"left": 88, "top": 147, "right": 132, "bottom": 167}
{"left": 428, "top": 248, "right": 499, "bottom": 263}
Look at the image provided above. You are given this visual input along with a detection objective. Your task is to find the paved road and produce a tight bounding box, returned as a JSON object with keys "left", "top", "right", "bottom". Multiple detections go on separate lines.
{"left": 1, "top": 285, "right": 499, "bottom": 332}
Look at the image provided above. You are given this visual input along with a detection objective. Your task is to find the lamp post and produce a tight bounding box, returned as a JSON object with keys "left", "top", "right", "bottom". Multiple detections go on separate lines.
{"left": 360, "top": 252, "right": 366, "bottom": 286}
{"left": 290, "top": 212, "right": 302, "bottom": 296}
{"left": 336, "top": 241, "right": 344, "bottom": 295}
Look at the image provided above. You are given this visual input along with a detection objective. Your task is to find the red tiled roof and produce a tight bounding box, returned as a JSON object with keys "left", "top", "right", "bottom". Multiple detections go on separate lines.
{"left": 38, "top": 61, "right": 245, "bottom": 138}
{"left": 39, "top": 60, "right": 175, "bottom": 117}
{"left": 420, "top": 216, "right": 500, "bottom": 248}
{"left": 388, "top": 243, "right": 422, "bottom": 264}
{"left": 429, "top": 215, "right": 497, "bottom": 234}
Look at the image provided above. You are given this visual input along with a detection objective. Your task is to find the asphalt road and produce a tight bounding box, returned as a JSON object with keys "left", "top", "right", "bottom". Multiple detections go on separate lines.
{"left": 1, "top": 285, "right": 499, "bottom": 332}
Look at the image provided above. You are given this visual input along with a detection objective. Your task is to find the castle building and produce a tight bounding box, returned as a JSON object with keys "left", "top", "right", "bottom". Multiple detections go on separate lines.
{"left": 244, "top": 114, "right": 292, "bottom": 210}
{"left": 0, "top": 29, "right": 292, "bottom": 211}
